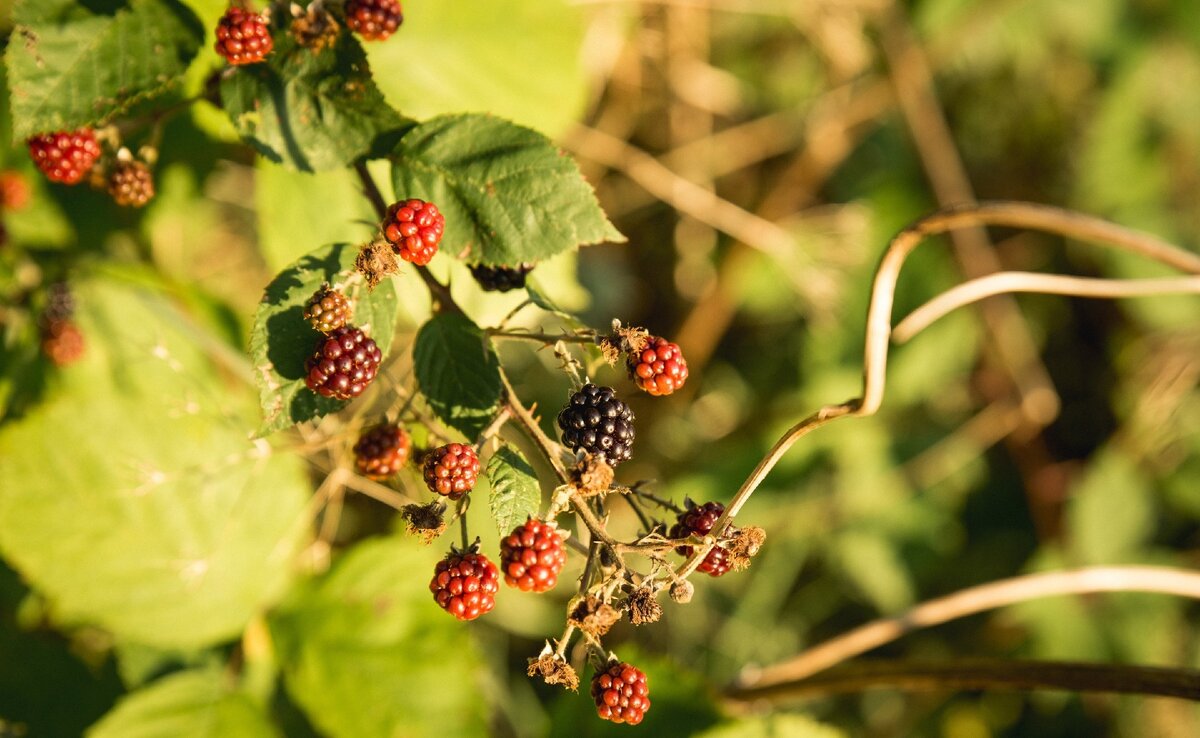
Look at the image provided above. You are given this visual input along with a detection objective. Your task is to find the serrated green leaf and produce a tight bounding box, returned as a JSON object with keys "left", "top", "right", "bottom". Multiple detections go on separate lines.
{"left": 486, "top": 446, "right": 542, "bottom": 535}
{"left": 87, "top": 668, "right": 278, "bottom": 738}
{"left": 269, "top": 537, "right": 487, "bottom": 738}
{"left": 251, "top": 243, "right": 399, "bottom": 436}
{"left": 6, "top": 0, "right": 204, "bottom": 141}
{"left": 412, "top": 312, "right": 501, "bottom": 439}
{"left": 391, "top": 114, "right": 624, "bottom": 266}
{"left": 0, "top": 273, "right": 310, "bottom": 648}
{"left": 220, "top": 25, "right": 409, "bottom": 172}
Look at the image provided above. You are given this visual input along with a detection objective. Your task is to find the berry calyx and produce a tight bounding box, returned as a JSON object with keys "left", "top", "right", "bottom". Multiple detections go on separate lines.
{"left": 382, "top": 198, "right": 444, "bottom": 266}
{"left": 627, "top": 336, "right": 688, "bottom": 397}
{"left": 41, "top": 320, "right": 85, "bottom": 367}
{"left": 557, "top": 384, "right": 635, "bottom": 467}
{"left": 304, "top": 325, "right": 383, "bottom": 400}
{"left": 303, "top": 286, "right": 353, "bottom": 333}
{"left": 422, "top": 443, "right": 480, "bottom": 500}
{"left": 669, "top": 501, "right": 732, "bottom": 577}
{"left": 344, "top": 0, "right": 403, "bottom": 41}
{"left": 591, "top": 661, "right": 650, "bottom": 725}
{"left": 27, "top": 129, "right": 101, "bottom": 185}
{"left": 107, "top": 161, "right": 155, "bottom": 208}
{"left": 430, "top": 550, "right": 499, "bottom": 621}
{"left": 353, "top": 423, "right": 411, "bottom": 480}
{"left": 499, "top": 518, "right": 567, "bottom": 593}
{"left": 469, "top": 263, "right": 534, "bottom": 292}
{"left": 215, "top": 8, "right": 274, "bottom": 65}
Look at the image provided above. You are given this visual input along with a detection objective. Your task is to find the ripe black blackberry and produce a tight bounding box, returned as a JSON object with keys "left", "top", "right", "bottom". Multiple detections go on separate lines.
{"left": 354, "top": 423, "right": 410, "bottom": 480}
{"left": 303, "top": 286, "right": 353, "bottom": 333}
{"left": 468, "top": 263, "right": 533, "bottom": 292}
{"left": 214, "top": 7, "right": 273, "bottom": 65}
{"left": 499, "top": 518, "right": 567, "bottom": 592}
{"left": 430, "top": 550, "right": 499, "bottom": 621}
{"left": 27, "top": 129, "right": 101, "bottom": 185}
{"left": 345, "top": 0, "right": 403, "bottom": 41}
{"left": 591, "top": 661, "right": 650, "bottom": 725}
{"left": 107, "top": 161, "right": 155, "bottom": 208}
{"left": 669, "top": 501, "right": 732, "bottom": 577}
{"left": 304, "top": 325, "right": 382, "bottom": 400}
{"left": 557, "top": 384, "right": 635, "bottom": 466}
{"left": 422, "top": 443, "right": 480, "bottom": 500}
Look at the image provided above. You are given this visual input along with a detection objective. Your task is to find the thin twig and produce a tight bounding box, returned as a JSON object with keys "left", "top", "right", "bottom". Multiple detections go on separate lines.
{"left": 487, "top": 329, "right": 599, "bottom": 345}
{"left": 342, "top": 474, "right": 415, "bottom": 511}
{"left": 498, "top": 364, "right": 571, "bottom": 482}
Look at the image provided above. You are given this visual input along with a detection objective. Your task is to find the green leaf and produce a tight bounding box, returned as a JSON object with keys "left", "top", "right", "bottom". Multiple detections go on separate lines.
{"left": 6, "top": 0, "right": 204, "bottom": 141}
{"left": 251, "top": 243, "right": 399, "bottom": 436}
{"left": 391, "top": 114, "right": 624, "bottom": 266}
{"left": 87, "top": 668, "right": 278, "bottom": 738}
{"left": 220, "top": 25, "right": 409, "bottom": 172}
{"left": 486, "top": 446, "right": 542, "bottom": 535}
{"left": 1067, "top": 449, "right": 1154, "bottom": 564}
{"left": 412, "top": 312, "right": 502, "bottom": 439}
{"left": 363, "top": 0, "right": 589, "bottom": 138}
{"left": 269, "top": 537, "right": 487, "bottom": 738}
{"left": 0, "top": 273, "right": 310, "bottom": 648}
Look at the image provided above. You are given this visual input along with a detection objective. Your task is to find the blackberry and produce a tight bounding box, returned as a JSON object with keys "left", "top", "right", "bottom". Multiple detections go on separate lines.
{"left": 345, "top": 0, "right": 403, "bottom": 41}
{"left": 669, "top": 501, "right": 732, "bottom": 577}
{"left": 591, "top": 661, "right": 650, "bottom": 725}
{"left": 422, "top": 443, "right": 480, "bottom": 500}
{"left": 41, "top": 320, "right": 85, "bottom": 367}
{"left": 303, "top": 286, "right": 353, "bottom": 333}
{"left": 215, "top": 8, "right": 273, "bottom": 65}
{"left": 627, "top": 336, "right": 688, "bottom": 397}
{"left": 556, "top": 384, "right": 635, "bottom": 466}
{"left": 304, "top": 325, "right": 382, "bottom": 400}
{"left": 469, "top": 263, "right": 534, "bottom": 292}
{"left": 382, "top": 198, "right": 444, "bottom": 265}
{"left": 430, "top": 550, "right": 499, "bottom": 621}
{"left": 354, "top": 423, "right": 410, "bottom": 480}
{"left": 27, "top": 129, "right": 101, "bottom": 185}
{"left": 500, "top": 518, "right": 566, "bottom": 593}
{"left": 107, "top": 161, "right": 155, "bottom": 208}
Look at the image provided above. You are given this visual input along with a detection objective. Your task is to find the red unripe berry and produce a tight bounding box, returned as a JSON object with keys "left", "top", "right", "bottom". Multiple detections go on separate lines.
{"left": 354, "top": 423, "right": 410, "bottom": 480}
{"left": 669, "top": 501, "right": 732, "bottom": 577}
{"left": 304, "top": 325, "right": 383, "bottom": 400}
{"left": 382, "top": 198, "right": 444, "bottom": 266}
{"left": 628, "top": 336, "right": 688, "bottom": 396}
{"left": 345, "top": 0, "right": 404, "bottom": 41}
{"left": 591, "top": 661, "right": 651, "bottom": 725}
{"left": 215, "top": 8, "right": 273, "bottom": 65}
{"left": 27, "top": 129, "right": 101, "bottom": 185}
{"left": 429, "top": 551, "right": 499, "bottom": 621}
{"left": 499, "top": 519, "right": 567, "bottom": 593}
{"left": 107, "top": 161, "right": 155, "bottom": 208}
{"left": 41, "top": 319, "right": 86, "bottom": 367}
{"left": 422, "top": 443, "right": 480, "bottom": 500}
{"left": 0, "top": 171, "right": 30, "bottom": 210}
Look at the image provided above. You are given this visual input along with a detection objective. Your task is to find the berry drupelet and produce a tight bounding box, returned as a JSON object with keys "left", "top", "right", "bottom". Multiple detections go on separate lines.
{"left": 304, "top": 325, "right": 382, "bottom": 400}
{"left": 382, "top": 198, "right": 444, "bottom": 265}
{"left": 422, "top": 443, "right": 480, "bottom": 500}
{"left": 430, "top": 550, "right": 499, "bottom": 621}
{"left": 499, "top": 518, "right": 567, "bottom": 593}
{"left": 557, "top": 384, "right": 635, "bottom": 467}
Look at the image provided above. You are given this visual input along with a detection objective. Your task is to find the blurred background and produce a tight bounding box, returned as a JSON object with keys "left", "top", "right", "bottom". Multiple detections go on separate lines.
{"left": 1, "top": 0, "right": 1200, "bottom": 736}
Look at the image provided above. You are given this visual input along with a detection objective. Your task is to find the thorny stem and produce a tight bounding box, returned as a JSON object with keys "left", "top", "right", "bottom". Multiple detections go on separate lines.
{"left": 497, "top": 364, "right": 572, "bottom": 482}
{"left": 630, "top": 484, "right": 685, "bottom": 515}
{"left": 623, "top": 493, "right": 656, "bottom": 533}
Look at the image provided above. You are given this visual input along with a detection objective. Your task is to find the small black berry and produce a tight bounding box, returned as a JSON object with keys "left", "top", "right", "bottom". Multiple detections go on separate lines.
{"left": 469, "top": 263, "right": 534, "bottom": 292}
{"left": 557, "top": 384, "right": 635, "bottom": 466}
{"left": 304, "top": 325, "right": 382, "bottom": 400}
{"left": 669, "top": 501, "right": 732, "bottom": 577}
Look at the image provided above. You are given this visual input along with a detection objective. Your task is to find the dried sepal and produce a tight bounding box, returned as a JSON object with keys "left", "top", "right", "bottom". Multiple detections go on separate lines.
{"left": 400, "top": 501, "right": 446, "bottom": 544}
{"left": 627, "top": 586, "right": 663, "bottom": 626}
{"left": 569, "top": 594, "right": 622, "bottom": 639}
{"left": 355, "top": 238, "right": 400, "bottom": 289}
{"left": 726, "top": 526, "right": 766, "bottom": 571}
{"left": 528, "top": 644, "right": 580, "bottom": 691}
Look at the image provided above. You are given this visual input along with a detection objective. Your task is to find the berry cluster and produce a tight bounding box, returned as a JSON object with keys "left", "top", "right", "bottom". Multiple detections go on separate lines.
{"left": 382, "top": 198, "right": 444, "bottom": 265}
{"left": 353, "top": 424, "right": 410, "bottom": 480}
{"left": 39, "top": 282, "right": 85, "bottom": 367}
{"left": 27, "top": 130, "right": 101, "bottom": 185}
{"left": 304, "top": 286, "right": 353, "bottom": 333}
{"left": 345, "top": 0, "right": 404, "bottom": 41}
{"left": 304, "top": 325, "right": 382, "bottom": 400}
{"left": 669, "top": 501, "right": 731, "bottom": 577}
{"left": 499, "top": 518, "right": 567, "bottom": 592}
{"left": 628, "top": 336, "right": 688, "bottom": 396}
{"left": 591, "top": 661, "right": 650, "bottom": 725}
{"left": 430, "top": 550, "right": 499, "bottom": 621}
{"left": 422, "top": 443, "right": 480, "bottom": 500}
{"left": 469, "top": 263, "right": 534, "bottom": 292}
{"left": 214, "top": 8, "right": 273, "bottom": 66}
{"left": 557, "top": 384, "right": 635, "bottom": 467}
{"left": 107, "top": 161, "right": 155, "bottom": 208}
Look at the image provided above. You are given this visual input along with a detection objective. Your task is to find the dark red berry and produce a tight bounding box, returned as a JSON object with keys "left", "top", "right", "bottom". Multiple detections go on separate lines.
{"left": 669, "top": 501, "right": 731, "bottom": 577}
{"left": 557, "top": 384, "right": 635, "bottom": 467}
{"left": 304, "top": 325, "right": 383, "bottom": 400}
{"left": 422, "top": 443, "right": 480, "bottom": 500}
{"left": 0, "top": 171, "right": 30, "bottom": 210}
{"left": 41, "top": 319, "right": 85, "bottom": 367}
{"left": 591, "top": 661, "right": 650, "bottom": 725}
{"left": 469, "top": 263, "right": 534, "bottom": 292}
{"left": 429, "top": 551, "right": 499, "bottom": 621}
{"left": 382, "top": 198, "right": 444, "bottom": 266}
{"left": 500, "top": 518, "right": 567, "bottom": 593}
{"left": 27, "top": 129, "right": 101, "bottom": 185}
{"left": 41, "top": 282, "right": 76, "bottom": 324}
{"left": 303, "top": 286, "right": 353, "bottom": 333}
{"left": 215, "top": 8, "right": 273, "bottom": 65}
{"left": 354, "top": 423, "right": 410, "bottom": 480}
{"left": 628, "top": 336, "right": 688, "bottom": 397}
{"left": 107, "top": 161, "right": 155, "bottom": 208}
{"left": 345, "top": 0, "right": 403, "bottom": 41}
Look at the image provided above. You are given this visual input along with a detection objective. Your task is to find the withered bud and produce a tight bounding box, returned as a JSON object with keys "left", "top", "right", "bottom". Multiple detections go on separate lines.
{"left": 568, "top": 595, "right": 622, "bottom": 639}
{"left": 355, "top": 239, "right": 399, "bottom": 289}
{"left": 290, "top": 5, "right": 340, "bottom": 50}
{"left": 627, "top": 586, "right": 663, "bottom": 626}
{"left": 400, "top": 501, "right": 446, "bottom": 544}
{"left": 527, "top": 653, "right": 579, "bottom": 691}
{"left": 726, "top": 526, "right": 766, "bottom": 571}
{"left": 573, "top": 457, "right": 614, "bottom": 497}
{"left": 597, "top": 335, "right": 622, "bottom": 366}
{"left": 613, "top": 321, "right": 652, "bottom": 356}
{"left": 670, "top": 580, "right": 694, "bottom": 604}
